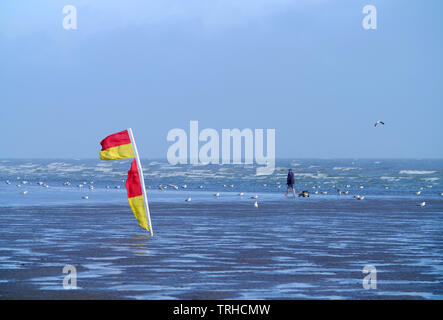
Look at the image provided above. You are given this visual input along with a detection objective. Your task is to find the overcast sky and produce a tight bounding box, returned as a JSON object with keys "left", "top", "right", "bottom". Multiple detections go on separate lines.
{"left": 1, "top": 0, "right": 442, "bottom": 159}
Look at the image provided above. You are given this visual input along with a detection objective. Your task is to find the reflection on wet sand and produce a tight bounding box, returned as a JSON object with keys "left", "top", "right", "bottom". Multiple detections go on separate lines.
{"left": 0, "top": 199, "right": 442, "bottom": 299}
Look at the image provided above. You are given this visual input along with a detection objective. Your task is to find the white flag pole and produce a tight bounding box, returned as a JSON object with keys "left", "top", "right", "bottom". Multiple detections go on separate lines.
{"left": 127, "top": 128, "right": 153, "bottom": 237}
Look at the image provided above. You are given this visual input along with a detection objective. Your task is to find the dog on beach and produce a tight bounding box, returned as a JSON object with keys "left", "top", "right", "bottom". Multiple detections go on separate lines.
{"left": 298, "top": 190, "right": 310, "bottom": 197}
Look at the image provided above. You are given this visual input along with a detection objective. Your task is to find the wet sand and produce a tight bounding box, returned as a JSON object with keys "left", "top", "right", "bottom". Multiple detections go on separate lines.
{"left": 1, "top": 198, "right": 442, "bottom": 299}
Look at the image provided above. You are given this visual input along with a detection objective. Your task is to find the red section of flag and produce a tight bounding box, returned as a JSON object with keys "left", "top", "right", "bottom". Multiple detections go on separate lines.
{"left": 100, "top": 130, "right": 131, "bottom": 151}
{"left": 126, "top": 159, "right": 142, "bottom": 198}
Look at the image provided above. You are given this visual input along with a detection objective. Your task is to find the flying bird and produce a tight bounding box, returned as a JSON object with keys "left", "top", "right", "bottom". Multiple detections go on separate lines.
{"left": 374, "top": 120, "right": 385, "bottom": 127}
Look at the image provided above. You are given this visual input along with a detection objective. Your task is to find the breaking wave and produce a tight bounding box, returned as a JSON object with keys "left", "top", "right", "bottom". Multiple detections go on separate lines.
{"left": 399, "top": 170, "right": 438, "bottom": 175}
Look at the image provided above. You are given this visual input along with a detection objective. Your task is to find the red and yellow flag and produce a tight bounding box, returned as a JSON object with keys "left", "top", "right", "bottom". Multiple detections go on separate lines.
{"left": 126, "top": 159, "right": 149, "bottom": 231}
{"left": 99, "top": 129, "right": 152, "bottom": 235}
{"left": 99, "top": 130, "right": 135, "bottom": 160}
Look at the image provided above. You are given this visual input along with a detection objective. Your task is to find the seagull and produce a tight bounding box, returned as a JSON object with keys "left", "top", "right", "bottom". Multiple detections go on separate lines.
{"left": 5, "top": 180, "right": 11, "bottom": 185}
{"left": 22, "top": 191, "right": 28, "bottom": 195}
{"left": 419, "top": 201, "right": 426, "bottom": 207}
{"left": 115, "top": 185, "right": 121, "bottom": 189}
{"left": 374, "top": 120, "right": 385, "bottom": 127}
{"left": 337, "top": 189, "right": 342, "bottom": 195}
{"left": 251, "top": 195, "right": 258, "bottom": 199}
{"left": 416, "top": 191, "right": 421, "bottom": 196}
{"left": 238, "top": 192, "right": 244, "bottom": 196}
{"left": 185, "top": 198, "right": 192, "bottom": 202}
{"left": 354, "top": 195, "right": 365, "bottom": 200}
{"left": 82, "top": 196, "right": 88, "bottom": 199}
{"left": 89, "top": 185, "right": 94, "bottom": 190}
{"left": 440, "top": 193, "right": 443, "bottom": 196}
{"left": 254, "top": 201, "right": 258, "bottom": 208}
{"left": 181, "top": 185, "right": 187, "bottom": 189}
{"left": 199, "top": 185, "right": 204, "bottom": 189}
{"left": 214, "top": 193, "right": 220, "bottom": 197}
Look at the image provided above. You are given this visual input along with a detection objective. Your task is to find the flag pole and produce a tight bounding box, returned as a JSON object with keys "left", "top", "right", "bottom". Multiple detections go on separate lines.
{"left": 127, "top": 128, "right": 153, "bottom": 237}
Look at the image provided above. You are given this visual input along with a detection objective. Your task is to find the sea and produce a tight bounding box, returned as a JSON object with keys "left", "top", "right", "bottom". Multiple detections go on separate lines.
{"left": 0, "top": 158, "right": 442, "bottom": 299}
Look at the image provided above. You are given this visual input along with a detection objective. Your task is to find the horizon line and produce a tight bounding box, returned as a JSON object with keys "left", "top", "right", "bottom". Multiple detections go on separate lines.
{"left": 1, "top": 157, "right": 443, "bottom": 161}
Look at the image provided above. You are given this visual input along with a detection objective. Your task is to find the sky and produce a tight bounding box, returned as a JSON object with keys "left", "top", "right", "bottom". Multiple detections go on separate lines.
{"left": 1, "top": 0, "right": 442, "bottom": 159}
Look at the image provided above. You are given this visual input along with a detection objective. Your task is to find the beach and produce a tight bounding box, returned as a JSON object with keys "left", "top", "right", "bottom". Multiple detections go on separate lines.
{"left": 1, "top": 197, "right": 442, "bottom": 299}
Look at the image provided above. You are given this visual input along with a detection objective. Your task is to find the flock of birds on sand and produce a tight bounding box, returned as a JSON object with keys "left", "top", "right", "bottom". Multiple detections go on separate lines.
{"left": 157, "top": 184, "right": 263, "bottom": 207}
{"left": 3, "top": 120, "right": 442, "bottom": 208}
{"left": 5, "top": 177, "right": 442, "bottom": 209}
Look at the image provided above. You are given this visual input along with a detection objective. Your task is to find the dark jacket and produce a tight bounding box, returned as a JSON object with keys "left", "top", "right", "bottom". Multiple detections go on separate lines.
{"left": 287, "top": 172, "right": 295, "bottom": 185}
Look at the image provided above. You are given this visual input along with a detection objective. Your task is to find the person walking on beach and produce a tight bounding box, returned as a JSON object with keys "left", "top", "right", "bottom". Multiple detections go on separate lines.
{"left": 285, "top": 169, "right": 296, "bottom": 199}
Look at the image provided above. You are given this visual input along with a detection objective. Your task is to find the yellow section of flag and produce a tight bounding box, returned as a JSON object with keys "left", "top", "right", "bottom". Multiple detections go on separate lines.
{"left": 99, "top": 143, "right": 134, "bottom": 160}
{"left": 127, "top": 195, "right": 149, "bottom": 231}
